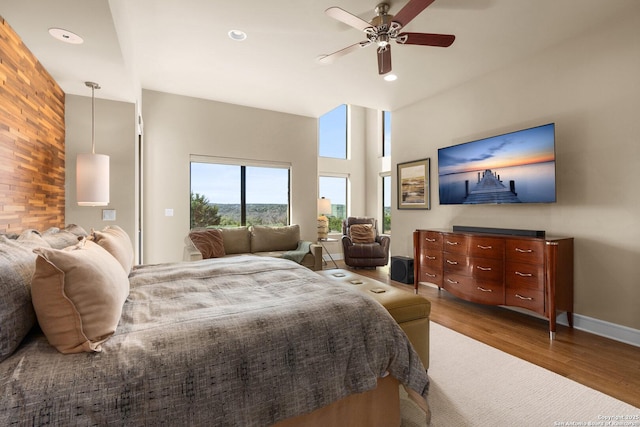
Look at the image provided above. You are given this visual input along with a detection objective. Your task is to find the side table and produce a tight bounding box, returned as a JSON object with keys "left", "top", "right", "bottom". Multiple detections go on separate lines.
{"left": 317, "top": 238, "right": 339, "bottom": 269}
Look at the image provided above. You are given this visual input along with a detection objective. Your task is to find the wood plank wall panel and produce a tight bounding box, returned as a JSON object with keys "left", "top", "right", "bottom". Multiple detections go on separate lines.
{"left": 0, "top": 16, "right": 65, "bottom": 234}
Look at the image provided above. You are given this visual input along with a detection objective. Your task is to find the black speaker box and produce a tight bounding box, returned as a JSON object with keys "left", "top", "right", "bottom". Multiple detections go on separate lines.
{"left": 391, "top": 256, "right": 414, "bottom": 284}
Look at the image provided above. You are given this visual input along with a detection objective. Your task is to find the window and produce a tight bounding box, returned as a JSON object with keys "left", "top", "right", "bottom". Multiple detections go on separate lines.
{"left": 190, "top": 160, "right": 290, "bottom": 228}
{"left": 319, "top": 104, "right": 348, "bottom": 159}
{"left": 382, "top": 110, "right": 391, "bottom": 157}
{"left": 319, "top": 175, "right": 348, "bottom": 232}
{"left": 382, "top": 175, "right": 391, "bottom": 234}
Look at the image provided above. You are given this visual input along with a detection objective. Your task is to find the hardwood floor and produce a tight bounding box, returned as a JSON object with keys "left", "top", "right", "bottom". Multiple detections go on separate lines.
{"left": 330, "top": 261, "right": 640, "bottom": 409}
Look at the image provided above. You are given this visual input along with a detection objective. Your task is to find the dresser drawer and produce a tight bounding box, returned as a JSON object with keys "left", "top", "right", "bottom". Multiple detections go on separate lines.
{"left": 442, "top": 234, "right": 468, "bottom": 255}
{"left": 469, "top": 236, "right": 505, "bottom": 259}
{"left": 505, "top": 288, "right": 544, "bottom": 314}
{"left": 443, "top": 252, "right": 470, "bottom": 275}
{"left": 419, "top": 230, "right": 443, "bottom": 250}
{"left": 470, "top": 257, "right": 503, "bottom": 282}
{"left": 419, "top": 249, "right": 441, "bottom": 268}
{"left": 419, "top": 268, "right": 442, "bottom": 285}
{"left": 506, "top": 239, "right": 544, "bottom": 264}
{"left": 506, "top": 262, "right": 544, "bottom": 290}
{"left": 444, "top": 273, "right": 503, "bottom": 305}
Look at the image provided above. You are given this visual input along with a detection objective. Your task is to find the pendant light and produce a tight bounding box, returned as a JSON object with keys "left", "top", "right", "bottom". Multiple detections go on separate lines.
{"left": 76, "top": 81, "right": 109, "bottom": 206}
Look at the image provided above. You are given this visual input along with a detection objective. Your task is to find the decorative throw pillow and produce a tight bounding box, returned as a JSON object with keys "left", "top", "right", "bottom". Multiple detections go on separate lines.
{"left": 251, "top": 224, "right": 300, "bottom": 252}
{"left": 31, "top": 239, "right": 130, "bottom": 354}
{"left": 90, "top": 225, "right": 135, "bottom": 273}
{"left": 0, "top": 235, "right": 44, "bottom": 362}
{"left": 350, "top": 224, "right": 376, "bottom": 244}
{"left": 189, "top": 229, "right": 226, "bottom": 259}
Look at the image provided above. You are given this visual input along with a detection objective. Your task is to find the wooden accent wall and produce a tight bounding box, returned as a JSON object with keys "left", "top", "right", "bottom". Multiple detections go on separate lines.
{"left": 0, "top": 16, "right": 65, "bottom": 234}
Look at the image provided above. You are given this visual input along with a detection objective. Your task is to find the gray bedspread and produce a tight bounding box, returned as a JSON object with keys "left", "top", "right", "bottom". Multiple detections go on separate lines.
{"left": 1, "top": 256, "right": 428, "bottom": 426}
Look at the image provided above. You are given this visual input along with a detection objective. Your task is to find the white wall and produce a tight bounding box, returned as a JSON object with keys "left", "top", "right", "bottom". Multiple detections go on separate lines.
{"left": 65, "top": 94, "right": 137, "bottom": 252}
{"left": 141, "top": 90, "right": 318, "bottom": 263}
{"left": 391, "top": 10, "right": 640, "bottom": 330}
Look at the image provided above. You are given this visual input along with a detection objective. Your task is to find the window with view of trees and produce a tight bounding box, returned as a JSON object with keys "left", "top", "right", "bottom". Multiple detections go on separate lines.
{"left": 319, "top": 104, "right": 348, "bottom": 159}
{"left": 190, "top": 161, "right": 290, "bottom": 229}
{"left": 382, "top": 110, "right": 391, "bottom": 157}
{"left": 319, "top": 175, "right": 347, "bottom": 232}
{"left": 382, "top": 174, "right": 391, "bottom": 234}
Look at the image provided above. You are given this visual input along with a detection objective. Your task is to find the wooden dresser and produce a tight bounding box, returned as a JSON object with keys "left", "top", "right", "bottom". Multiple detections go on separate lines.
{"left": 413, "top": 229, "right": 574, "bottom": 338}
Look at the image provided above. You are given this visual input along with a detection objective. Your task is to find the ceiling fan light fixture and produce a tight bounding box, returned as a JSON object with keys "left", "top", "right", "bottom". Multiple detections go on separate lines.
{"left": 228, "top": 30, "right": 247, "bottom": 41}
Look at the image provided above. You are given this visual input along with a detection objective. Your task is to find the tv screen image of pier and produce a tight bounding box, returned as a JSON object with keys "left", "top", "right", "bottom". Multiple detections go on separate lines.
{"left": 438, "top": 123, "right": 556, "bottom": 205}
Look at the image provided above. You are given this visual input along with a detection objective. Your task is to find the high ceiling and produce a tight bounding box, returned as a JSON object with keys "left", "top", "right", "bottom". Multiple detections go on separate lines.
{"left": 2, "top": 0, "right": 638, "bottom": 117}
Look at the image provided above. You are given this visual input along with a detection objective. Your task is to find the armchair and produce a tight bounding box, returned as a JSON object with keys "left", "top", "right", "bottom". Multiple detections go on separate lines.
{"left": 341, "top": 217, "right": 390, "bottom": 268}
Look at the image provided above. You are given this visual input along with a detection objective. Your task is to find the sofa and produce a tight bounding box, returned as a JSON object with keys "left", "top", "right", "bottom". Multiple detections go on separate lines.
{"left": 184, "top": 224, "right": 323, "bottom": 271}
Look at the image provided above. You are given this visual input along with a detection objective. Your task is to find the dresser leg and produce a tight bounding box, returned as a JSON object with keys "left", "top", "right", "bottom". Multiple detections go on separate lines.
{"left": 550, "top": 331, "right": 556, "bottom": 340}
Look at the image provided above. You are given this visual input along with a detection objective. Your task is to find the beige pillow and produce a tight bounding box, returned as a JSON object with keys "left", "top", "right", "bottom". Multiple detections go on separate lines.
{"left": 189, "top": 229, "right": 226, "bottom": 259}
{"left": 91, "top": 225, "right": 135, "bottom": 273}
{"left": 251, "top": 224, "right": 300, "bottom": 252}
{"left": 350, "top": 224, "right": 376, "bottom": 244}
{"left": 31, "top": 239, "right": 130, "bottom": 354}
{"left": 220, "top": 227, "right": 251, "bottom": 254}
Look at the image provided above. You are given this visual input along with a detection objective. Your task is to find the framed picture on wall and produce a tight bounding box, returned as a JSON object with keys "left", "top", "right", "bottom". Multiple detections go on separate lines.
{"left": 397, "top": 158, "right": 430, "bottom": 210}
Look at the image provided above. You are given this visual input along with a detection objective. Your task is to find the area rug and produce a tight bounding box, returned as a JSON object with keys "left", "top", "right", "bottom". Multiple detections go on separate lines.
{"left": 400, "top": 322, "right": 639, "bottom": 426}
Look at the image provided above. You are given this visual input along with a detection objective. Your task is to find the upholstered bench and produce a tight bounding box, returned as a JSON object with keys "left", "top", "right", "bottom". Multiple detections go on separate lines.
{"left": 315, "top": 269, "right": 431, "bottom": 370}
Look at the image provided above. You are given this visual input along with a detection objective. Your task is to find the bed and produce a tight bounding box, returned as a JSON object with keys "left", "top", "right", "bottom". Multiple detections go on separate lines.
{"left": 0, "top": 227, "right": 429, "bottom": 426}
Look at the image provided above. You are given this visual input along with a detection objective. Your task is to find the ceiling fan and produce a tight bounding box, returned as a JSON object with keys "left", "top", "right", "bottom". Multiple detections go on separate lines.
{"left": 319, "top": 0, "right": 455, "bottom": 75}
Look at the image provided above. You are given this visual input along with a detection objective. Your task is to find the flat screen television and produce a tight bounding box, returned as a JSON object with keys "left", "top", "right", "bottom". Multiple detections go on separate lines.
{"left": 438, "top": 123, "right": 556, "bottom": 205}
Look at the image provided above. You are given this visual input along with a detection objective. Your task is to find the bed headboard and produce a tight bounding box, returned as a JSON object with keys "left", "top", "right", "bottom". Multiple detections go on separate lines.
{"left": 0, "top": 17, "right": 66, "bottom": 234}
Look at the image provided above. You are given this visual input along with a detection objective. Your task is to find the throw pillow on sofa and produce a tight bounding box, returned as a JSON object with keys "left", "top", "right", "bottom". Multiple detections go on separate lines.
{"left": 251, "top": 225, "right": 300, "bottom": 252}
{"left": 189, "top": 229, "right": 226, "bottom": 259}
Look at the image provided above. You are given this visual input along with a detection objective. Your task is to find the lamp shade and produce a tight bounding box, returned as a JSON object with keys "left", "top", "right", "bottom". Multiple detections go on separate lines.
{"left": 317, "top": 197, "right": 331, "bottom": 215}
{"left": 77, "top": 153, "right": 109, "bottom": 206}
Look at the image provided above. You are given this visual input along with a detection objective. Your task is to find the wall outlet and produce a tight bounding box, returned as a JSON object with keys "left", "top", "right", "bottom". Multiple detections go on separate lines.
{"left": 165, "top": 208, "right": 174, "bottom": 217}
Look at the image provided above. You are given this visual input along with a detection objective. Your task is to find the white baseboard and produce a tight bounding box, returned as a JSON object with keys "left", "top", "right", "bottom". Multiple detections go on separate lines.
{"left": 557, "top": 313, "right": 640, "bottom": 347}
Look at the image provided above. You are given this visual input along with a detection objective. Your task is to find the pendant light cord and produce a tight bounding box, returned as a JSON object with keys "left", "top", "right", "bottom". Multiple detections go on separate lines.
{"left": 85, "top": 81, "right": 100, "bottom": 155}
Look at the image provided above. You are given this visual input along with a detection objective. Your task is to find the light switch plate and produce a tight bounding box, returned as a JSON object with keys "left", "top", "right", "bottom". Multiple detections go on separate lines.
{"left": 102, "top": 209, "right": 116, "bottom": 221}
{"left": 165, "top": 208, "right": 174, "bottom": 217}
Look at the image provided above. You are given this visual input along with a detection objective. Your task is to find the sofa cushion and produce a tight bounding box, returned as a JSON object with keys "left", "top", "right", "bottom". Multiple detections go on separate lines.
{"left": 31, "top": 239, "right": 130, "bottom": 354}
{"left": 189, "top": 229, "right": 226, "bottom": 259}
{"left": 220, "top": 227, "right": 251, "bottom": 255}
{"left": 349, "top": 224, "right": 376, "bottom": 243}
{"left": 0, "top": 235, "right": 46, "bottom": 362}
{"left": 90, "top": 225, "right": 135, "bottom": 273}
{"left": 251, "top": 225, "right": 300, "bottom": 253}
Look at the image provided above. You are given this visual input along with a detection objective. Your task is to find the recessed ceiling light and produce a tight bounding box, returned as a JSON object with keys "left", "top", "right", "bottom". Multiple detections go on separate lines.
{"left": 384, "top": 74, "right": 398, "bottom": 82}
{"left": 48, "top": 28, "right": 83, "bottom": 44}
{"left": 228, "top": 30, "right": 247, "bottom": 41}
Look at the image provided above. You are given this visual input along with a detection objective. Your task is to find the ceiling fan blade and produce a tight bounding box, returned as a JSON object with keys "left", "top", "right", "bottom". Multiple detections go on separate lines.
{"left": 377, "top": 46, "right": 392, "bottom": 75}
{"left": 318, "top": 41, "right": 370, "bottom": 64}
{"left": 392, "top": 0, "right": 436, "bottom": 28}
{"left": 397, "top": 32, "right": 455, "bottom": 47}
{"left": 325, "top": 7, "right": 372, "bottom": 32}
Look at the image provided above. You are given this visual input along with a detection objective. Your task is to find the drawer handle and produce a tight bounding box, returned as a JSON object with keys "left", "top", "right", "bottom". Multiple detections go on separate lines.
{"left": 446, "top": 260, "right": 458, "bottom": 265}
{"left": 515, "top": 294, "right": 534, "bottom": 301}
{"left": 476, "top": 266, "right": 492, "bottom": 271}
{"left": 426, "top": 255, "right": 436, "bottom": 260}
{"left": 515, "top": 248, "right": 533, "bottom": 253}
{"left": 425, "top": 238, "right": 436, "bottom": 242}
{"left": 446, "top": 279, "right": 459, "bottom": 284}
{"left": 477, "top": 245, "right": 492, "bottom": 250}
{"left": 515, "top": 271, "right": 533, "bottom": 277}
{"left": 477, "top": 287, "right": 492, "bottom": 292}
{"left": 425, "top": 272, "right": 436, "bottom": 278}
{"left": 446, "top": 241, "right": 459, "bottom": 245}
